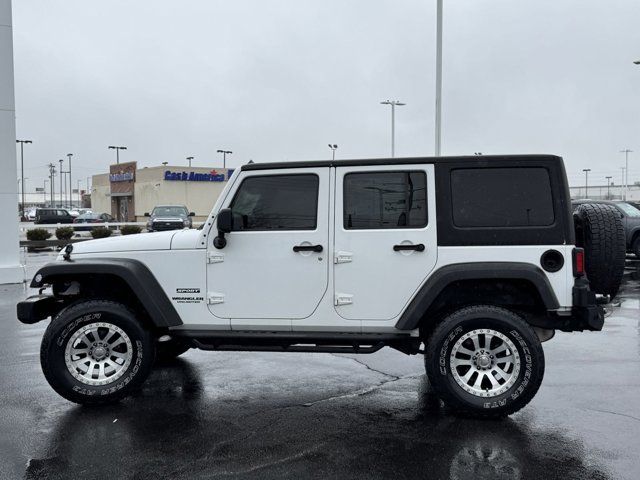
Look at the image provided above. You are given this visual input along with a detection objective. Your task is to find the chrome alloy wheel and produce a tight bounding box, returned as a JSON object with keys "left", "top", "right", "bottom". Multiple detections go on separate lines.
{"left": 64, "top": 322, "right": 133, "bottom": 386}
{"left": 449, "top": 329, "right": 520, "bottom": 398}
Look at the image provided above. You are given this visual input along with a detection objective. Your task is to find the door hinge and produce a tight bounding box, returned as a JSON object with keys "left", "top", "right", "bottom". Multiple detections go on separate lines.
{"left": 207, "top": 251, "right": 225, "bottom": 264}
{"left": 335, "top": 293, "right": 353, "bottom": 306}
{"left": 207, "top": 292, "right": 225, "bottom": 304}
{"left": 334, "top": 251, "right": 353, "bottom": 264}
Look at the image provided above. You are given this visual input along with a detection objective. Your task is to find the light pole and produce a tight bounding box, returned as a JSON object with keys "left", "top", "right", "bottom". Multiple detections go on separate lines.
{"left": 48, "top": 163, "right": 56, "bottom": 207}
{"left": 606, "top": 176, "right": 612, "bottom": 199}
{"left": 43, "top": 179, "right": 48, "bottom": 205}
{"left": 620, "top": 149, "right": 633, "bottom": 200}
{"left": 108, "top": 146, "right": 127, "bottom": 164}
{"left": 435, "top": 0, "right": 443, "bottom": 156}
{"left": 583, "top": 168, "right": 591, "bottom": 198}
{"left": 328, "top": 144, "right": 338, "bottom": 161}
{"left": 217, "top": 150, "right": 232, "bottom": 168}
{"left": 16, "top": 139, "right": 32, "bottom": 219}
{"left": 77, "top": 179, "right": 82, "bottom": 206}
{"left": 187, "top": 156, "right": 194, "bottom": 167}
{"left": 380, "top": 100, "right": 406, "bottom": 157}
{"left": 59, "top": 159, "right": 64, "bottom": 207}
{"left": 67, "top": 153, "right": 73, "bottom": 207}
{"left": 621, "top": 167, "right": 626, "bottom": 200}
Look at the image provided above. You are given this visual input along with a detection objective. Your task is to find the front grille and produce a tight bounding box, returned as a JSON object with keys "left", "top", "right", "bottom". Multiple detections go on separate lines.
{"left": 153, "top": 221, "right": 183, "bottom": 231}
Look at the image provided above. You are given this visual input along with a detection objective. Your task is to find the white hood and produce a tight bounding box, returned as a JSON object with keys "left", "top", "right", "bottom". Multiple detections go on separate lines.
{"left": 70, "top": 230, "right": 177, "bottom": 255}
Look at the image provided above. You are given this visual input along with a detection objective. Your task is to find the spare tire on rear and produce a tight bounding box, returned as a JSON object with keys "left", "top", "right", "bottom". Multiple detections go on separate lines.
{"left": 573, "top": 203, "right": 625, "bottom": 298}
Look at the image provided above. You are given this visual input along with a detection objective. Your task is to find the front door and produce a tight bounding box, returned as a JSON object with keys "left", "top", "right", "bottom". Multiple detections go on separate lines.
{"left": 333, "top": 164, "right": 438, "bottom": 321}
{"left": 207, "top": 168, "right": 330, "bottom": 322}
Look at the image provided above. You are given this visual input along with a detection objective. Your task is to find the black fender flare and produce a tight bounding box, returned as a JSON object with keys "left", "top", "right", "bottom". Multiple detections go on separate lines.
{"left": 30, "top": 258, "right": 183, "bottom": 328}
{"left": 395, "top": 262, "right": 560, "bottom": 330}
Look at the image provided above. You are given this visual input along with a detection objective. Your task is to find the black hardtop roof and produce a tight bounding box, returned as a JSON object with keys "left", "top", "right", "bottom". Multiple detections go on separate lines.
{"left": 240, "top": 154, "right": 563, "bottom": 171}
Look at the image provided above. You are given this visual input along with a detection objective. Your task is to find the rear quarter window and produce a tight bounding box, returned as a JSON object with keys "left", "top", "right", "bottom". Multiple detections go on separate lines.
{"left": 451, "top": 167, "right": 555, "bottom": 228}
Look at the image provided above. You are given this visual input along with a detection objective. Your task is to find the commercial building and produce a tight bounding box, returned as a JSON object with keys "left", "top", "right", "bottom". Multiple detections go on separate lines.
{"left": 91, "top": 162, "right": 234, "bottom": 221}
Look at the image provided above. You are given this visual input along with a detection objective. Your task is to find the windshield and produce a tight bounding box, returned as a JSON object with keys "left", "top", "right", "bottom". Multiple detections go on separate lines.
{"left": 152, "top": 206, "right": 188, "bottom": 217}
{"left": 617, "top": 202, "right": 640, "bottom": 217}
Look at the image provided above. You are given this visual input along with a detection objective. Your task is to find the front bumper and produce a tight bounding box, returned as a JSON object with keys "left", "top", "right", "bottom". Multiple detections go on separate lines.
{"left": 17, "top": 294, "right": 62, "bottom": 324}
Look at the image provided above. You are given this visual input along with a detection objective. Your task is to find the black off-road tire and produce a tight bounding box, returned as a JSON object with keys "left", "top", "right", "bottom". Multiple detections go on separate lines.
{"left": 41, "top": 300, "right": 155, "bottom": 405}
{"left": 574, "top": 203, "right": 625, "bottom": 298}
{"left": 424, "top": 305, "right": 545, "bottom": 418}
{"left": 156, "top": 339, "right": 190, "bottom": 362}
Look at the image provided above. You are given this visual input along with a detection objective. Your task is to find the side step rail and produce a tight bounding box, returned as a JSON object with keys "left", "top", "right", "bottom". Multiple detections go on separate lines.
{"left": 168, "top": 330, "right": 420, "bottom": 355}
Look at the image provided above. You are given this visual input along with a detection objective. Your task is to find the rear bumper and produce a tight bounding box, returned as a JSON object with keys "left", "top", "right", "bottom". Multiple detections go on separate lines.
{"left": 539, "top": 277, "right": 604, "bottom": 332}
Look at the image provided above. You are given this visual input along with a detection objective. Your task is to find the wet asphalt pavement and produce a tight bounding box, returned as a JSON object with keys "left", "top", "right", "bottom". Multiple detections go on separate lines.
{"left": 1, "top": 251, "right": 639, "bottom": 480}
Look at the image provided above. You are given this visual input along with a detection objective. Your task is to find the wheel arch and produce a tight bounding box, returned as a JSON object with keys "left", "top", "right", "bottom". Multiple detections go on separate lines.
{"left": 395, "top": 262, "right": 560, "bottom": 331}
{"left": 30, "top": 258, "right": 182, "bottom": 329}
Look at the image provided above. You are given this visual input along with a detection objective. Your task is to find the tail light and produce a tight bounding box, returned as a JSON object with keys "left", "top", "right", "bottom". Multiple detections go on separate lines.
{"left": 573, "top": 248, "right": 585, "bottom": 277}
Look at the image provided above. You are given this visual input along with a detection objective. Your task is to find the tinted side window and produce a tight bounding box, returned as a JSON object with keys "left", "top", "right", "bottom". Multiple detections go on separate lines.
{"left": 343, "top": 171, "right": 427, "bottom": 229}
{"left": 451, "top": 168, "right": 554, "bottom": 227}
{"left": 230, "top": 174, "right": 318, "bottom": 230}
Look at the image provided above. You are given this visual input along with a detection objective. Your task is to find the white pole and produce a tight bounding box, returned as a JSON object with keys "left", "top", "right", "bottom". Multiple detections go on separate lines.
{"left": 391, "top": 102, "right": 395, "bottom": 157}
{"left": 0, "top": 0, "right": 24, "bottom": 283}
{"left": 435, "top": 0, "right": 443, "bottom": 156}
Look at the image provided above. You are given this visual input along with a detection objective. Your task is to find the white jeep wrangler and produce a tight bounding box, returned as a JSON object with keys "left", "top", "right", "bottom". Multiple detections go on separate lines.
{"left": 18, "top": 155, "right": 618, "bottom": 418}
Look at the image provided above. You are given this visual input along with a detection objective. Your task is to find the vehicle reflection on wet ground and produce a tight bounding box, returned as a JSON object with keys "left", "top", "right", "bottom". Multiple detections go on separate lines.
{"left": 1, "top": 251, "right": 638, "bottom": 479}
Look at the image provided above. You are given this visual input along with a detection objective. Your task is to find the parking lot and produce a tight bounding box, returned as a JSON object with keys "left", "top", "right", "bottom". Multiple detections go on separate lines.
{"left": 0, "top": 250, "right": 638, "bottom": 479}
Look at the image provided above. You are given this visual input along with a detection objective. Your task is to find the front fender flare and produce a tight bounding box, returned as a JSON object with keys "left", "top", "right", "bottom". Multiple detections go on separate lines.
{"left": 30, "top": 258, "right": 182, "bottom": 328}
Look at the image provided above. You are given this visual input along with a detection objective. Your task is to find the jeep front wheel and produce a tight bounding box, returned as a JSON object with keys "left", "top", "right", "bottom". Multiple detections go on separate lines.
{"left": 424, "top": 305, "right": 545, "bottom": 418}
{"left": 40, "top": 300, "right": 155, "bottom": 405}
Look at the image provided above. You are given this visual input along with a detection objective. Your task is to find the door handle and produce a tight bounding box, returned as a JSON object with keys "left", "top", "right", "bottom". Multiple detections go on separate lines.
{"left": 293, "top": 244, "right": 323, "bottom": 253}
{"left": 393, "top": 243, "right": 425, "bottom": 252}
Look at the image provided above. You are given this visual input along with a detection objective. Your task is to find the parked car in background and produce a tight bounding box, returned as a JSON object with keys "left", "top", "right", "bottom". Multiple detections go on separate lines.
{"left": 26, "top": 207, "right": 37, "bottom": 221}
{"left": 73, "top": 212, "right": 115, "bottom": 231}
{"left": 34, "top": 208, "right": 74, "bottom": 225}
{"left": 77, "top": 208, "right": 93, "bottom": 216}
{"left": 572, "top": 199, "right": 640, "bottom": 257}
{"left": 145, "top": 205, "right": 194, "bottom": 232}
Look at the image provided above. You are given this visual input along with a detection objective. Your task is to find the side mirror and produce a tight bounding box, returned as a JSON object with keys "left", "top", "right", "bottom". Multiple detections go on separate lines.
{"left": 189, "top": 211, "right": 195, "bottom": 217}
{"left": 144, "top": 212, "right": 150, "bottom": 217}
{"left": 214, "top": 208, "right": 233, "bottom": 249}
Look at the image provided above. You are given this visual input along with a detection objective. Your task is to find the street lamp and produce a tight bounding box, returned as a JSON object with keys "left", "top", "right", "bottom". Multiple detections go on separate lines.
{"left": 435, "top": 0, "right": 443, "bottom": 156}
{"left": 59, "top": 159, "right": 64, "bottom": 207}
{"left": 16, "top": 139, "right": 32, "bottom": 219}
{"left": 380, "top": 100, "right": 406, "bottom": 157}
{"left": 606, "top": 176, "right": 612, "bottom": 199}
{"left": 43, "top": 179, "right": 48, "bottom": 205}
{"left": 216, "top": 150, "right": 232, "bottom": 168}
{"left": 328, "top": 144, "right": 338, "bottom": 161}
{"left": 582, "top": 169, "right": 591, "bottom": 198}
{"left": 620, "top": 149, "right": 633, "bottom": 200}
{"left": 186, "top": 156, "right": 194, "bottom": 167}
{"left": 108, "top": 146, "right": 127, "bottom": 164}
{"left": 67, "top": 153, "right": 73, "bottom": 208}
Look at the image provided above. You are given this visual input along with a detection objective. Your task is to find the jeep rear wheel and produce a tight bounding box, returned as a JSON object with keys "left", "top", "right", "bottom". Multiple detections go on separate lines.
{"left": 41, "top": 300, "right": 155, "bottom": 405}
{"left": 424, "top": 305, "right": 545, "bottom": 418}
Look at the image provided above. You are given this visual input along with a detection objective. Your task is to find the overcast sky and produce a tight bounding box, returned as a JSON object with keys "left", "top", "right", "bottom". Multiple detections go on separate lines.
{"left": 11, "top": 0, "right": 640, "bottom": 191}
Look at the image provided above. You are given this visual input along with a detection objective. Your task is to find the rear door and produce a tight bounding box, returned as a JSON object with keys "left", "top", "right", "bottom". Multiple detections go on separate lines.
{"left": 333, "top": 165, "right": 438, "bottom": 321}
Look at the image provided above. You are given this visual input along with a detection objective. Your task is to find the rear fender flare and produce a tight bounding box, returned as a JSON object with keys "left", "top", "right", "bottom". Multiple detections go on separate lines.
{"left": 395, "top": 262, "right": 560, "bottom": 330}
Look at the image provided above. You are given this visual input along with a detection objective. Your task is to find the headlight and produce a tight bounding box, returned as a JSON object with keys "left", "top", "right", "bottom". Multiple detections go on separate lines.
{"left": 183, "top": 219, "right": 190, "bottom": 227}
{"left": 146, "top": 221, "right": 152, "bottom": 228}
